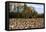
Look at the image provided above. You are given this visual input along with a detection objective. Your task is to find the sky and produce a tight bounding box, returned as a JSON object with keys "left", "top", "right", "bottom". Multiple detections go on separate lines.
{"left": 26, "top": 4, "right": 44, "bottom": 14}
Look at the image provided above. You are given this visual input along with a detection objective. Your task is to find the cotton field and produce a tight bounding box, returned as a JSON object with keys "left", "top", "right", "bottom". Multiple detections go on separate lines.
{"left": 9, "top": 18, "right": 44, "bottom": 29}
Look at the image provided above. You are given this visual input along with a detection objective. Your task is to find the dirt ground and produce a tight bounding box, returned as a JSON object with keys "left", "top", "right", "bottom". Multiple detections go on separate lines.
{"left": 9, "top": 18, "right": 44, "bottom": 29}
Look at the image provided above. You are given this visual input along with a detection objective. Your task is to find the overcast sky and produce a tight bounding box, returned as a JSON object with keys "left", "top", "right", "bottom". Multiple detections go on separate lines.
{"left": 26, "top": 4, "right": 44, "bottom": 14}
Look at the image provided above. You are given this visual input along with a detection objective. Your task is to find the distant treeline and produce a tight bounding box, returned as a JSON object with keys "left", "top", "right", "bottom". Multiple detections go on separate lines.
{"left": 9, "top": 4, "right": 44, "bottom": 18}
{"left": 9, "top": 12, "right": 44, "bottom": 18}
